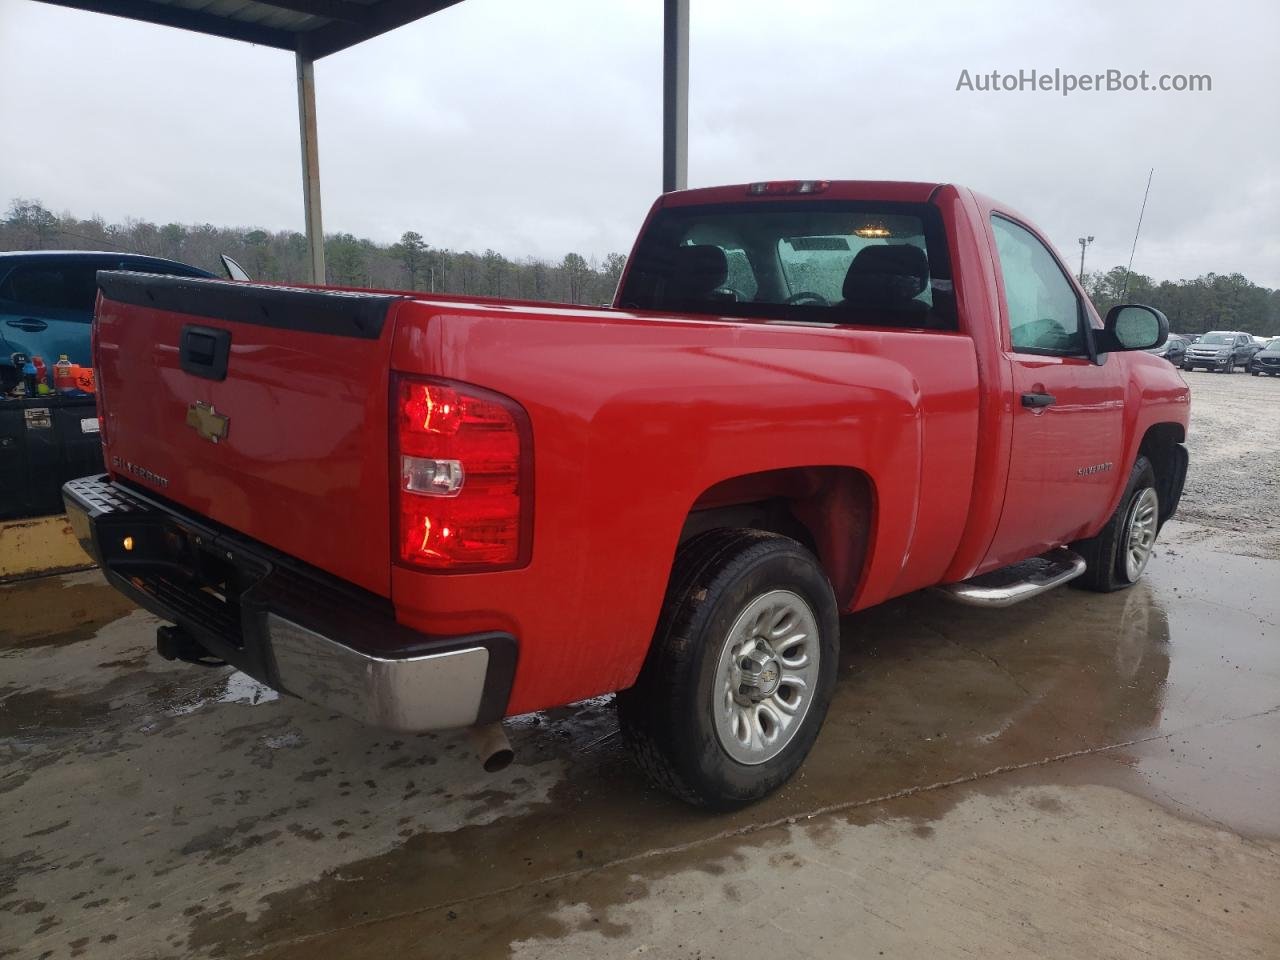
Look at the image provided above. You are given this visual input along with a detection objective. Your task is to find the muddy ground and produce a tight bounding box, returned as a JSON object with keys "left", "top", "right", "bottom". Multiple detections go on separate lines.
{"left": 1, "top": 371, "right": 1277, "bottom": 959}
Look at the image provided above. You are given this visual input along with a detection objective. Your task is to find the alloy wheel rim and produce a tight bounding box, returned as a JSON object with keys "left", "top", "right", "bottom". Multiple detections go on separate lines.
{"left": 1123, "top": 487, "right": 1159, "bottom": 581}
{"left": 712, "top": 589, "right": 820, "bottom": 766}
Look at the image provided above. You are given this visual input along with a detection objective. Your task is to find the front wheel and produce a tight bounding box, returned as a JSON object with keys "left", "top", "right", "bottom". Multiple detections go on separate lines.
{"left": 617, "top": 529, "right": 839, "bottom": 809}
{"left": 1071, "top": 456, "right": 1159, "bottom": 593}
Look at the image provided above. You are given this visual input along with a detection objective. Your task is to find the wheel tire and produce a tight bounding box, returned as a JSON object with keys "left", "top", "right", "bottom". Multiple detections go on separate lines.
{"left": 1251, "top": 370, "right": 1260, "bottom": 376}
{"left": 1222, "top": 361, "right": 1233, "bottom": 374}
{"left": 617, "top": 529, "right": 839, "bottom": 809}
{"left": 1070, "top": 456, "right": 1159, "bottom": 593}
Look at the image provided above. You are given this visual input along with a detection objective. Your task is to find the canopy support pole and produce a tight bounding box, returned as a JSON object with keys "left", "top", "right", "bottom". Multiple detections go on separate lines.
{"left": 296, "top": 51, "right": 326, "bottom": 284}
{"left": 662, "top": 0, "right": 689, "bottom": 193}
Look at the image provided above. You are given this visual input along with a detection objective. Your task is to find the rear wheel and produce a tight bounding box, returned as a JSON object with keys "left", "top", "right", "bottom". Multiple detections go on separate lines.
{"left": 617, "top": 529, "right": 839, "bottom": 809}
{"left": 1071, "top": 456, "right": 1159, "bottom": 593}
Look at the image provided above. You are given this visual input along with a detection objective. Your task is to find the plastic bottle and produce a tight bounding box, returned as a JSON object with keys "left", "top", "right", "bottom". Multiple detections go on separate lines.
{"left": 32, "top": 355, "right": 47, "bottom": 387}
{"left": 22, "top": 359, "right": 38, "bottom": 396}
{"left": 53, "top": 355, "right": 74, "bottom": 394}
{"left": 7, "top": 353, "right": 27, "bottom": 397}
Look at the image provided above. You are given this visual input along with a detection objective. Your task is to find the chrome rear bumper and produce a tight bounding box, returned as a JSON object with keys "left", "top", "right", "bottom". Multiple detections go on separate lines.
{"left": 63, "top": 474, "right": 516, "bottom": 732}
{"left": 268, "top": 615, "right": 492, "bottom": 731}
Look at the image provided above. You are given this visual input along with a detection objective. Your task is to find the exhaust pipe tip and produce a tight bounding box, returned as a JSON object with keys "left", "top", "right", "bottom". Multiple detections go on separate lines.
{"left": 467, "top": 722, "right": 514, "bottom": 773}
{"left": 482, "top": 747, "right": 515, "bottom": 773}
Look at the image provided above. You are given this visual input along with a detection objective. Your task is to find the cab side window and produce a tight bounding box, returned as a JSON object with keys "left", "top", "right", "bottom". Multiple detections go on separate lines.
{"left": 0, "top": 264, "right": 100, "bottom": 316}
{"left": 991, "top": 216, "right": 1085, "bottom": 356}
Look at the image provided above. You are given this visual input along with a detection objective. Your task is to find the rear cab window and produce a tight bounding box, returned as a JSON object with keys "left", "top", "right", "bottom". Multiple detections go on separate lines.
{"left": 617, "top": 200, "right": 956, "bottom": 330}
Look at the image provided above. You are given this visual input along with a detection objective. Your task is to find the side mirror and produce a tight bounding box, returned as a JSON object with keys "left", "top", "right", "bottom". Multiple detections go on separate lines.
{"left": 1099, "top": 304, "right": 1168, "bottom": 353}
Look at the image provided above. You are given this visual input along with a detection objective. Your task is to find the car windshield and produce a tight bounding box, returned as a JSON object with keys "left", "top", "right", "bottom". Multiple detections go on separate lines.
{"left": 1265, "top": 339, "right": 1280, "bottom": 351}
{"left": 1199, "top": 333, "right": 1233, "bottom": 345}
{"left": 617, "top": 200, "right": 956, "bottom": 329}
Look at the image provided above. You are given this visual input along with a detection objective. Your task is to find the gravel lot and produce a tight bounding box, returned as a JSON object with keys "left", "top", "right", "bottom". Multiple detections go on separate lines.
{"left": 1175, "top": 367, "right": 1280, "bottom": 558}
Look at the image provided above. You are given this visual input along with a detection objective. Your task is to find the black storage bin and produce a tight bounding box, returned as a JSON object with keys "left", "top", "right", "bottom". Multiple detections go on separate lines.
{"left": 0, "top": 395, "right": 105, "bottom": 520}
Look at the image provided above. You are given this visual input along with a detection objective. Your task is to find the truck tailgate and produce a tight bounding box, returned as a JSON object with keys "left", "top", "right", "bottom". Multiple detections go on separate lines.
{"left": 94, "top": 272, "right": 405, "bottom": 597}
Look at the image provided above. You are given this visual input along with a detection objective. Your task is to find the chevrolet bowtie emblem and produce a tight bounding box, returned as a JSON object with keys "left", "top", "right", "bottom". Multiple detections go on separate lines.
{"left": 186, "top": 401, "right": 229, "bottom": 444}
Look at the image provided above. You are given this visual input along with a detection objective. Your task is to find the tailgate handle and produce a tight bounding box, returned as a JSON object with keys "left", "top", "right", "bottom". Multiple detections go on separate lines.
{"left": 180, "top": 325, "right": 231, "bottom": 381}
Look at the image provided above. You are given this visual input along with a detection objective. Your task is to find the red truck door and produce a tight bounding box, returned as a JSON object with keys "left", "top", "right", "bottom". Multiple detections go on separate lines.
{"left": 982, "top": 214, "right": 1126, "bottom": 565}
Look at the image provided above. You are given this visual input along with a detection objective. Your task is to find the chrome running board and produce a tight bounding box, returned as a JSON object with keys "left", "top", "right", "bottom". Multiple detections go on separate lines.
{"left": 934, "top": 547, "right": 1087, "bottom": 608}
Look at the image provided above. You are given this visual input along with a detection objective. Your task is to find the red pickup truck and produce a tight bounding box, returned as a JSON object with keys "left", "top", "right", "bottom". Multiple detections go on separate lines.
{"left": 65, "top": 180, "right": 1189, "bottom": 808}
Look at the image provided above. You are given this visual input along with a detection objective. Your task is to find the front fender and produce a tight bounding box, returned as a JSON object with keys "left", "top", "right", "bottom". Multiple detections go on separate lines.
{"left": 1111, "top": 353, "right": 1191, "bottom": 515}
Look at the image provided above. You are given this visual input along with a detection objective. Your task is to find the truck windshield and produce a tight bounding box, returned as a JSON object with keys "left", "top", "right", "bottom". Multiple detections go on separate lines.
{"left": 618, "top": 201, "right": 956, "bottom": 329}
{"left": 1199, "top": 333, "right": 1233, "bottom": 344}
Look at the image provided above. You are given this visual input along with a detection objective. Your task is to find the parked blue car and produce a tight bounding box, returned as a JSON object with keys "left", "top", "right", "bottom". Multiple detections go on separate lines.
{"left": 0, "top": 251, "right": 216, "bottom": 387}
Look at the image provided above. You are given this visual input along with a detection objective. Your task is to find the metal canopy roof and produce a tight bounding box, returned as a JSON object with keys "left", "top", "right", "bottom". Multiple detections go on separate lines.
{"left": 26, "top": 0, "right": 690, "bottom": 285}
{"left": 34, "top": 0, "right": 463, "bottom": 58}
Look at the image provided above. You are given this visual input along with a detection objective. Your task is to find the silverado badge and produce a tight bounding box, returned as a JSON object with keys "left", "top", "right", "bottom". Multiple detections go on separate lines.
{"left": 186, "top": 401, "right": 229, "bottom": 444}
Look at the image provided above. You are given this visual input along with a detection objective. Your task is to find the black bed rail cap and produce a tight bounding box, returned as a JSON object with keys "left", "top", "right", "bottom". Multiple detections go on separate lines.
{"left": 96, "top": 271, "right": 407, "bottom": 340}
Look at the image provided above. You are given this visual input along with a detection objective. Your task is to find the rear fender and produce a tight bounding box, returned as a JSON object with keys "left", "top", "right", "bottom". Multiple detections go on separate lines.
{"left": 682, "top": 466, "right": 876, "bottom": 610}
{"left": 389, "top": 307, "right": 977, "bottom": 713}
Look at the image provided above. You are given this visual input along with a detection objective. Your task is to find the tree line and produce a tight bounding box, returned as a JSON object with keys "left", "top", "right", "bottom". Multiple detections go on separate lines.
{"left": 1083, "top": 265, "right": 1280, "bottom": 337}
{"left": 1, "top": 199, "right": 628, "bottom": 306}
{"left": 4, "top": 198, "right": 1278, "bottom": 334}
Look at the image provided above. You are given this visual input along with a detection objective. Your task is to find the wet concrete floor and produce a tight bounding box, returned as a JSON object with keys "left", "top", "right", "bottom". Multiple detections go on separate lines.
{"left": 1, "top": 519, "right": 1277, "bottom": 959}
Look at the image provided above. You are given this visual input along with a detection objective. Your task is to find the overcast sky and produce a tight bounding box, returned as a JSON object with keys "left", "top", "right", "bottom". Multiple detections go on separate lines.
{"left": 1, "top": 0, "right": 1277, "bottom": 285}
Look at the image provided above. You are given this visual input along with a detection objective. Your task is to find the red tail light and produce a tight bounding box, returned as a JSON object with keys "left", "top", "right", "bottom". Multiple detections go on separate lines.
{"left": 393, "top": 376, "right": 532, "bottom": 571}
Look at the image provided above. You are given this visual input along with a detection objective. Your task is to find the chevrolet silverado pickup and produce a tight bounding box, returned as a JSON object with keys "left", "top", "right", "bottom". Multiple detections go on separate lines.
{"left": 65, "top": 180, "right": 1190, "bottom": 808}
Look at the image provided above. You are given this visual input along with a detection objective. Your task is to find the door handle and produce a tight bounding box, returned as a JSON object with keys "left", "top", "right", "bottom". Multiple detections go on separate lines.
{"left": 1021, "top": 392, "right": 1056, "bottom": 409}
{"left": 6, "top": 318, "right": 48, "bottom": 332}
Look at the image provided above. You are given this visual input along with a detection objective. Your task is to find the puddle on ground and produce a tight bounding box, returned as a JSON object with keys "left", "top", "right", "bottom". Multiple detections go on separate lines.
{"left": 193, "top": 538, "right": 1279, "bottom": 958}
{"left": 2, "top": 529, "right": 1276, "bottom": 959}
{"left": 0, "top": 570, "right": 138, "bottom": 652}
{"left": 167, "top": 671, "right": 280, "bottom": 717}
{"left": 488, "top": 780, "right": 1280, "bottom": 960}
